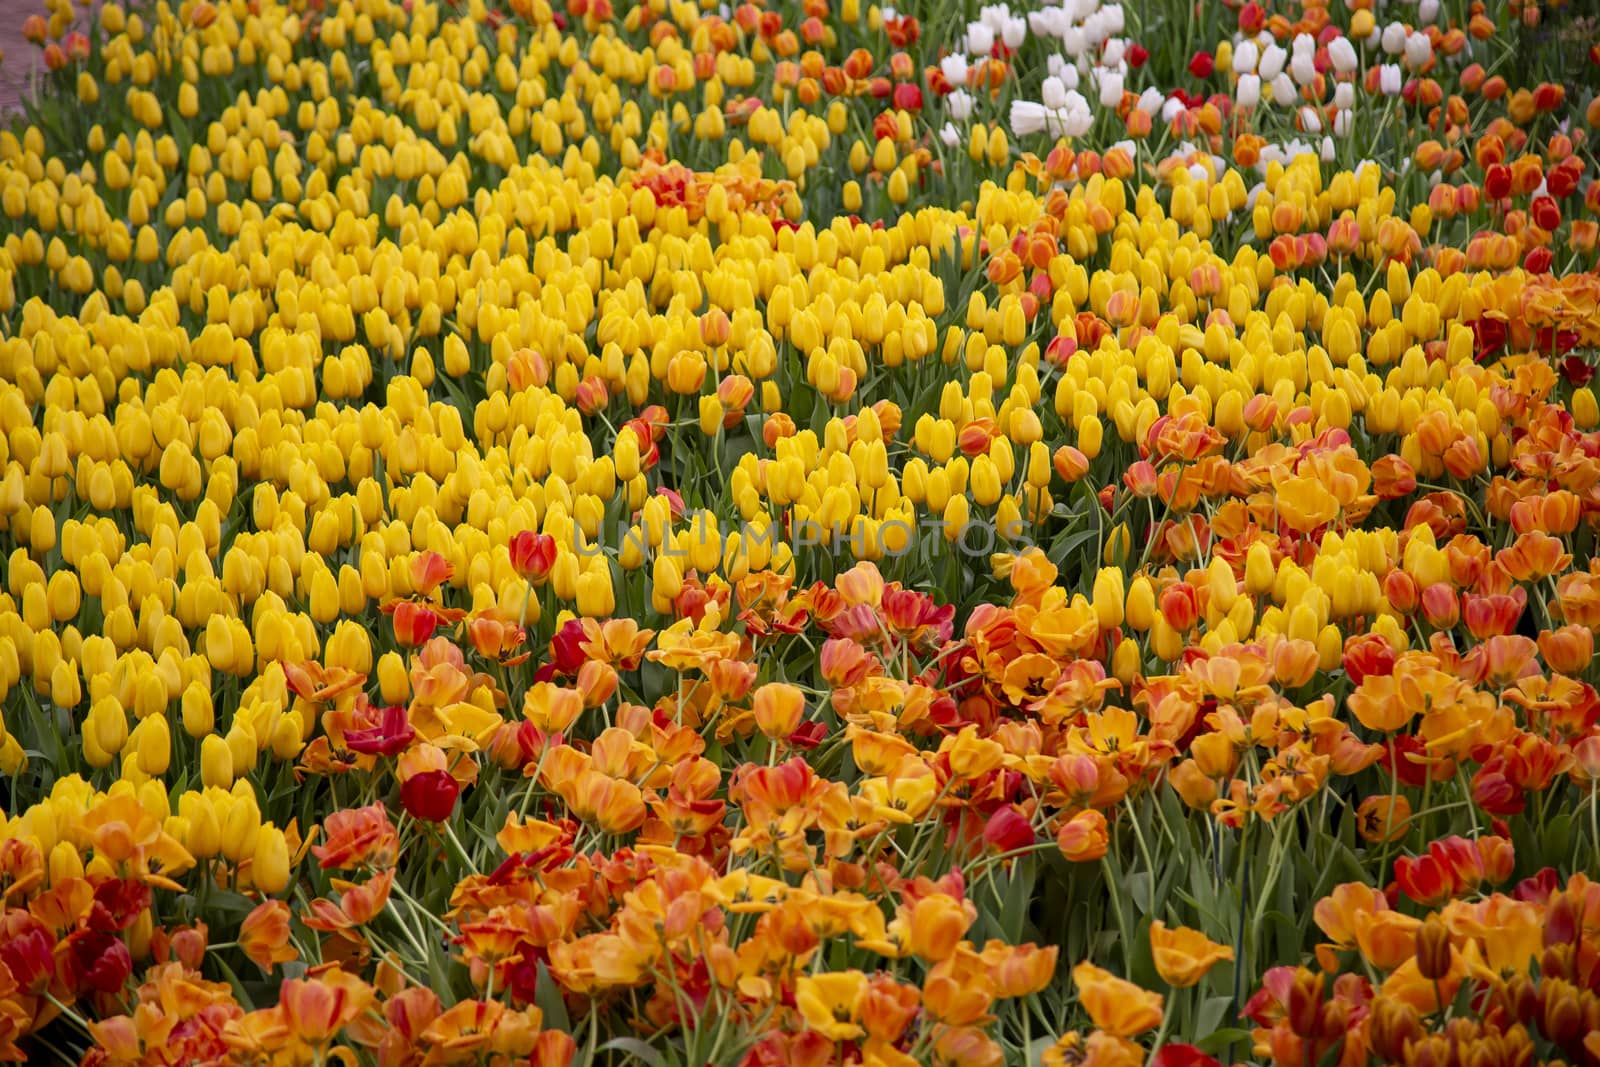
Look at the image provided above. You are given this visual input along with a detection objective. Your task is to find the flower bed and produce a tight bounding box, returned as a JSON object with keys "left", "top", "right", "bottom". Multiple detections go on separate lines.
{"left": 1, "top": 0, "right": 1599, "bottom": 1064}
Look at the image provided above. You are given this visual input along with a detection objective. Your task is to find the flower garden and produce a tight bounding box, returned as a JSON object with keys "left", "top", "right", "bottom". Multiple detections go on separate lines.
{"left": 2, "top": 0, "right": 1600, "bottom": 1063}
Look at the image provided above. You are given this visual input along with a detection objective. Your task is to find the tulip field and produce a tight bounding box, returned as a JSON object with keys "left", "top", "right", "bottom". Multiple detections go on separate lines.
{"left": 3, "top": 0, "right": 1600, "bottom": 1063}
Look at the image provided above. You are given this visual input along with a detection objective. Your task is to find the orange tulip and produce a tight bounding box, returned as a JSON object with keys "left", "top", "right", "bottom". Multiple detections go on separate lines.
{"left": 1072, "top": 963, "right": 1164, "bottom": 1037}
{"left": 1347, "top": 675, "right": 1414, "bottom": 733}
{"left": 239, "top": 900, "right": 298, "bottom": 972}
{"left": 906, "top": 893, "right": 975, "bottom": 962}
{"left": 1057, "top": 810, "right": 1109, "bottom": 863}
{"left": 752, "top": 682, "right": 806, "bottom": 739}
{"left": 1353, "top": 909, "right": 1423, "bottom": 971}
{"left": 278, "top": 969, "right": 375, "bottom": 1045}
{"left": 1148, "top": 921, "right": 1235, "bottom": 987}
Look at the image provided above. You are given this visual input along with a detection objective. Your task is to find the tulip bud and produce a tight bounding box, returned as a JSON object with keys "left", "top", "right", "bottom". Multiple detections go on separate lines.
{"left": 377, "top": 651, "right": 410, "bottom": 704}
{"left": 1574, "top": 388, "right": 1599, "bottom": 430}
{"left": 181, "top": 681, "right": 214, "bottom": 737}
{"left": 1092, "top": 568, "right": 1125, "bottom": 629}
{"left": 227, "top": 722, "right": 258, "bottom": 777}
{"left": 1112, "top": 637, "right": 1141, "bottom": 685}
{"left": 1151, "top": 615, "right": 1185, "bottom": 661}
{"left": 1245, "top": 542, "right": 1275, "bottom": 596}
{"left": 1125, "top": 576, "right": 1155, "bottom": 631}
{"left": 252, "top": 825, "right": 291, "bottom": 894}
{"left": 49, "top": 841, "right": 85, "bottom": 885}
{"left": 576, "top": 567, "right": 615, "bottom": 618}
{"left": 752, "top": 682, "right": 805, "bottom": 739}
{"left": 201, "top": 735, "right": 234, "bottom": 790}
{"left": 221, "top": 793, "right": 261, "bottom": 863}
{"left": 1207, "top": 557, "right": 1239, "bottom": 613}
{"left": 943, "top": 494, "right": 969, "bottom": 542}
{"left": 133, "top": 714, "right": 171, "bottom": 776}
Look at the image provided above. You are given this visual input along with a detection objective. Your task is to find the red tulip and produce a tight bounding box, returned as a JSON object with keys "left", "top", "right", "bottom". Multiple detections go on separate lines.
{"left": 983, "top": 807, "right": 1037, "bottom": 854}
{"left": 509, "top": 531, "right": 557, "bottom": 581}
{"left": 1484, "top": 163, "right": 1512, "bottom": 200}
{"left": 61, "top": 930, "right": 133, "bottom": 995}
{"left": 391, "top": 601, "right": 441, "bottom": 647}
{"left": 1153, "top": 1046, "right": 1222, "bottom": 1067}
{"left": 401, "top": 769, "right": 460, "bottom": 823}
{"left": 1394, "top": 853, "right": 1455, "bottom": 906}
{"left": 345, "top": 705, "right": 416, "bottom": 757}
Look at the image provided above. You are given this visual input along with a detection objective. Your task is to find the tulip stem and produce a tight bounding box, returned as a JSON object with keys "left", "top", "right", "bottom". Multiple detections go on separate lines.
{"left": 1128, "top": 795, "right": 1159, "bottom": 896}
{"left": 45, "top": 992, "right": 91, "bottom": 1034}
{"left": 444, "top": 823, "right": 479, "bottom": 873}
{"left": 1145, "top": 992, "right": 1177, "bottom": 1066}
{"left": 1371, "top": 737, "right": 1403, "bottom": 886}
{"left": 1590, "top": 781, "right": 1599, "bottom": 872}
{"left": 1100, "top": 855, "right": 1133, "bottom": 969}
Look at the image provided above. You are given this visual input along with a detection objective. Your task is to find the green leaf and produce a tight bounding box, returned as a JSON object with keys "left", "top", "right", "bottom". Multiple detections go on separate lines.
{"left": 534, "top": 962, "right": 570, "bottom": 1033}
{"left": 1543, "top": 814, "right": 1575, "bottom": 871}
{"left": 1194, "top": 994, "right": 1235, "bottom": 1037}
{"left": 1195, "top": 1028, "right": 1253, "bottom": 1054}
{"left": 999, "top": 856, "right": 1037, "bottom": 944}
{"left": 592, "top": 1037, "right": 668, "bottom": 1067}
{"left": 1260, "top": 909, "right": 1301, "bottom": 966}
{"left": 1126, "top": 871, "right": 1153, "bottom": 914}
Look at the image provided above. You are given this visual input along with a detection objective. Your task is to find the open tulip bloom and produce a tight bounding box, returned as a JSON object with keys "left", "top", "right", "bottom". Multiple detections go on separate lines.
{"left": 2, "top": 0, "right": 1600, "bottom": 1065}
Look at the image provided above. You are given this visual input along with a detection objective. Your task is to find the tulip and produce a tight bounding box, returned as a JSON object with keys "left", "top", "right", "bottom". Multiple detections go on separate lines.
{"left": 401, "top": 769, "right": 461, "bottom": 823}
{"left": 1057, "top": 810, "right": 1108, "bottom": 862}
{"left": 752, "top": 683, "right": 805, "bottom": 739}
{"left": 1149, "top": 921, "right": 1235, "bottom": 987}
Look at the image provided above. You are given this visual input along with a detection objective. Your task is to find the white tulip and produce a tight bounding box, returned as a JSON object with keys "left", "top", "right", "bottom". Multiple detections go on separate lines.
{"left": 1404, "top": 31, "right": 1431, "bottom": 70}
{"left": 1063, "top": 100, "right": 1093, "bottom": 137}
{"left": 1328, "top": 37, "right": 1358, "bottom": 74}
{"left": 1237, "top": 73, "right": 1261, "bottom": 107}
{"left": 1042, "top": 76, "right": 1068, "bottom": 109}
{"left": 1010, "top": 101, "right": 1053, "bottom": 138}
{"left": 1291, "top": 52, "right": 1316, "bottom": 86}
{"left": 1098, "top": 70, "right": 1124, "bottom": 108}
{"left": 1259, "top": 43, "right": 1287, "bottom": 80}
{"left": 1030, "top": 9, "right": 1068, "bottom": 36}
